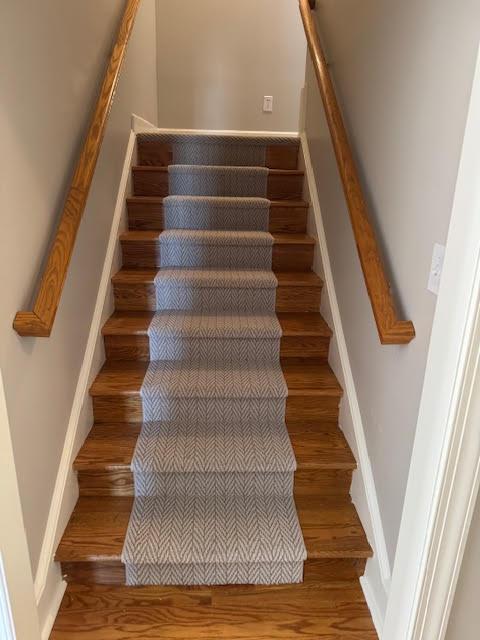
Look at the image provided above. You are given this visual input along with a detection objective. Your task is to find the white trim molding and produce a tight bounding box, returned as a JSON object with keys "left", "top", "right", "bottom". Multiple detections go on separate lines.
{"left": 0, "top": 370, "right": 41, "bottom": 640}
{"left": 0, "top": 554, "right": 16, "bottom": 640}
{"left": 33, "top": 125, "right": 139, "bottom": 639}
{"left": 300, "top": 132, "right": 391, "bottom": 635}
{"left": 133, "top": 126, "right": 300, "bottom": 138}
{"left": 132, "top": 113, "right": 158, "bottom": 133}
{"left": 383, "top": 43, "right": 480, "bottom": 640}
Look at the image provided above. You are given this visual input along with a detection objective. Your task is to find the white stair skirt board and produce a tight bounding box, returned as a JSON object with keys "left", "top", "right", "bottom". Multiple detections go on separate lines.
{"left": 299, "top": 131, "right": 390, "bottom": 635}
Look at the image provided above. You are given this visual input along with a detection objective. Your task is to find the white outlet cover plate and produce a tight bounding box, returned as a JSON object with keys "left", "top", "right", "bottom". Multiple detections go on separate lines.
{"left": 428, "top": 243, "right": 446, "bottom": 295}
{"left": 263, "top": 96, "right": 273, "bottom": 112}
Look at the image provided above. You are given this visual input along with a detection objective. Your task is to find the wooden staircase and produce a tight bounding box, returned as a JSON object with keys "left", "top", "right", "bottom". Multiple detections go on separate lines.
{"left": 50, "top": 138, "right": 377, "bottom": 639}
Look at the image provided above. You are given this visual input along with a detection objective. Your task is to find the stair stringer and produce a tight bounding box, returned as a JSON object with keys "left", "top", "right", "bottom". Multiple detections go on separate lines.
{"left": 299, "top": 131, "right": 389, "bottom": 634}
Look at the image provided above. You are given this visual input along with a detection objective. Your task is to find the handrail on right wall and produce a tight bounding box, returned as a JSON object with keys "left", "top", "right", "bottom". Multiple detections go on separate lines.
{"left": 299, "top": 0, "right": 415, "bottom": 345}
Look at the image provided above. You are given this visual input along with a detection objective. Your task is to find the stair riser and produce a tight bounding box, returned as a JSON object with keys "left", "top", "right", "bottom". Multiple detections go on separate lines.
{"left": 128, "top": 201, "right": 309, "bottom": 234}
{"left": 59, "top": 557, "right": 367, "bottom": 586}
{"left": 137, "top": 141, "right": 300, "bottom": 170}
{"left": 77, "top": 469, "right": 353, "bottom": 498}
{"left": 133, "top": 169, "right": 304, "bottom": 201}
{"left": 121, "top": 239, "right": 314, "bottom": 272}
{"left": 92, "top": 395, "right": 340, "bottom": 423}
{"left": 103, "top": 334, "right": 330, "bottom": 361}
{"left": 113, "top": 282, "right": 323, "bottom": 313}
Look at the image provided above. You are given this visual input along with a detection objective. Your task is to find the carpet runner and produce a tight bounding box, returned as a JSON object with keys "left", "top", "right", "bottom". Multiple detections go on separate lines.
{"left": 122, "top": 133, "right": 306, "bottom": 586}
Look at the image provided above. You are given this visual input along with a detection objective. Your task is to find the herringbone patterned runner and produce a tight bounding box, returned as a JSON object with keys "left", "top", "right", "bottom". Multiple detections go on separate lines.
{"left": 122, "top": 135, "right": 306, "bottom": 586}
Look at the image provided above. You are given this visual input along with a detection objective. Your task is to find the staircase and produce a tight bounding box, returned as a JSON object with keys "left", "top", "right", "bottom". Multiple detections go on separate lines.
{"left": 51, "top": 134, "right": 377, "bottom": 638}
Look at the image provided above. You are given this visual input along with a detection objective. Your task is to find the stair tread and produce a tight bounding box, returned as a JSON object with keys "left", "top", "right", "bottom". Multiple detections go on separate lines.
{"left": 51, "top": 570, "right": 378, "bottom": 640}
{"left": 153, "top": 268, "right": 277, "bottom": 288}
{"left": 133, "top": 165, "right": 304, "bottom": 176}
{"left": 55, "top": 495, "right": 372, "bottom": 563}
{"left": 102, "top": 311, "right": 332, "bottom": 338}
{"left": 74, "top": 421, "right": 356, "bottom": 472}
{"left": 123, "top": 492, "right": 306, "bottom": 565}
{"left": 90, "top": 360, "right": 343, "bottom": 398}
{"left": 142, "top": 360, "right": 288, "bottom": 399}
{"left": 136, "top": 131, "right": 300, "bottom": 144}
{"left": 120, "top": 230, "right": 316, "bottom": 246}
{"left": 127, "top": 195, "right": 310, "bottom": 208}
{"left": 112, "top": 268, "right": 323, "bottom": 287}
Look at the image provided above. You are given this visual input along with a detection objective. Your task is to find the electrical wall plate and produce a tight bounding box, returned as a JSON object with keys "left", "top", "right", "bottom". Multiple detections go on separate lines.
{"left": 263, "top": 96, "right": 273, "bottom": 113}
{"left": 428, "top": 243, "right": 446, "bottom": 295}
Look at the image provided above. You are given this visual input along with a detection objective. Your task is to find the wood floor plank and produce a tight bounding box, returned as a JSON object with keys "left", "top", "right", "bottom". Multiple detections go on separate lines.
{"left": 50, "top": 586, "right": 377, "bottom": 639}
{"left": 51, "top": 565, "right": 378, "bottom": 639}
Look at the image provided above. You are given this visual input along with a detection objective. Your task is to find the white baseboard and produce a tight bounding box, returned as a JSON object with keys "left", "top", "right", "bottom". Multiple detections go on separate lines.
{"left": 33, "top": 124, "right": 140, "bottom": 634}
{"left": 361, "top": 566, "right": 387, "bottom": 637}
{"left": 38, "top": 574, "right": 66, "bottom": 640}
{"left": 133, "top": 126, "right": 300, "bottom": 138}
{"left": 299, "top": 132, "right": 390, "bottom": 636}
{"left": 0, "top": 555, "right": 16, "bottom": 640}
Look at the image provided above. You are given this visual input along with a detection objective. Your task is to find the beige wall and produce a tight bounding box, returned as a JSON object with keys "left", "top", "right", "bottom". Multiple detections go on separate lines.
{"left": 446, "top": 493, "right": 480, "bottom": 639}
{"left": 0, "top": 0, "right": 157, "bottom": 574}
{"left": 155, "top": 0, "right": 306, "bottom": 131}
{"left": 304, "top": 0, "right": 480, "bottom": 564}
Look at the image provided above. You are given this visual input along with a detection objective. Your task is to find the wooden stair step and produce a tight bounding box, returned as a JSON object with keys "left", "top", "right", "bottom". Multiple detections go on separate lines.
{"left": 102, "top": 311, "right": 332, "bottom": 361}
{"left": 50, "top": 561, "right": 377, "bottom": 639}
{"left": 132, "top": 166, "right": 305, "bottom": 201}
{"left": 120, "top": 231, "right": 315, "bottom": 271}
{"left": 55, "top": 495, "right": 372, "bottom": 585}
{"left": 74, "top": 421, "right": 356, "bottom": 498}
{"left": 89, "top": 359, "right": 343, "bottom": 423}
{"left": 112, "top": 269, "right": 323, "bottom": 313}
{"left": 127, "top": 197, "right": 309, "bottom": 234}
{"left": 137, "top": 139, "right": 300, "bottom": 170}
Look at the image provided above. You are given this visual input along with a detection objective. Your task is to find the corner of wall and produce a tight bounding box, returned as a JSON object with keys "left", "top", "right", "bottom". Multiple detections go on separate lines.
{"left": 299, "top": 131, "right": 390, "bottom": 637}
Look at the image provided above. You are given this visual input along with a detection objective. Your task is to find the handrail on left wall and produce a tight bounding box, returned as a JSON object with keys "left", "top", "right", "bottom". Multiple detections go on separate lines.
{"left": 13, "top": 0, "right": 141, "bottom": 337}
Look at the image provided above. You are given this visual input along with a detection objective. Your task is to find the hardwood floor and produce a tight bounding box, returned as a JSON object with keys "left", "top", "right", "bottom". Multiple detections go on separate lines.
{"left": 51, "top": 560, "right": 377, "bottom": 639}
{"left": 50, "top": 138, "right": 377, "bottom": 638}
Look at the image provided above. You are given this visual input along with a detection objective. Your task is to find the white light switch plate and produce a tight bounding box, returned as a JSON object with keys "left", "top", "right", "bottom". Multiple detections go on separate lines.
{"left": 263, "top": 96, "right": 273, "bottom": 112}
{"left": 428, "top": 243, "right": 446, "bottom": 295}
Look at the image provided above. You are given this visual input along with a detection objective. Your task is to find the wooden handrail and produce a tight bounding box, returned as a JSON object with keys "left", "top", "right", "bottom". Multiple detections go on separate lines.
{"left": 13, "top": 0, "right": 141, "bottom": 337}
{"left": 299, "top": 0, "right": 415, "bottom": 345}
